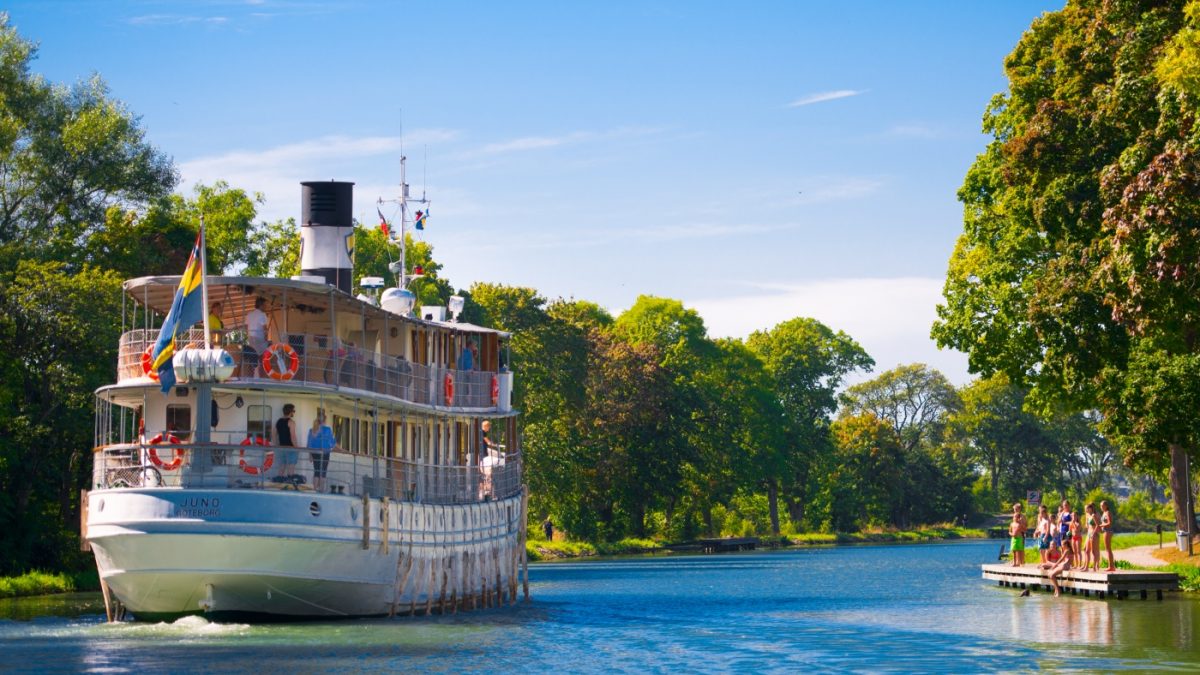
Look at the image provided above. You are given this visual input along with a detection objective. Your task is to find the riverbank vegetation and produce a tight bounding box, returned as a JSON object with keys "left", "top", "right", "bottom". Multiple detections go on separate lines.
{"left": 3, "top": 4, "right": 1200, "bottom": 586}
{"left": 0, "top": 570, "right": 98, "bottom": 599}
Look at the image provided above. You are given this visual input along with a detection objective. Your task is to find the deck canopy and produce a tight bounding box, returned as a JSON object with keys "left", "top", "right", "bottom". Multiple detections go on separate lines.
{"left": 123, "top": 275, "right": 511, "bottom": 339}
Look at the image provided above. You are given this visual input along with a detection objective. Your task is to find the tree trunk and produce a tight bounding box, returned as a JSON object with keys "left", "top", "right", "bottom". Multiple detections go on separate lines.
{"left": 767, "top": 481, "right": 781, "bottom": 535}
{"left": 1168, "top": 443, "right": 1195, "bottom": 534}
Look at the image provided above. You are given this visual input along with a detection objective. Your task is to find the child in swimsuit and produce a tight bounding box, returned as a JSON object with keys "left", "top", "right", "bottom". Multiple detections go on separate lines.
{"left": 1035, "top": 505, "right": 1052, "bottom": 555}
{"left": 1083, "top": 503, "right": 1100, "bottom": 571}
{"left": 1009, "top": 502, "right": 1027, "bottom": 567}
{"left": 1100, "top": 500, "right": 1116, "bottom": 571}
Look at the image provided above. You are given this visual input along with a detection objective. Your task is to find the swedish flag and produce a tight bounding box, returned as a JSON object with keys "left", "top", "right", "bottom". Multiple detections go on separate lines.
{"left": 150, "top": 232, "right": 205, "bottom": 392}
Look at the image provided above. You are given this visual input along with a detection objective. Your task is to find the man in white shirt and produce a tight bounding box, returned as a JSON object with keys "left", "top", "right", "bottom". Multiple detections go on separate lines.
{"left": 245, "top": 297, "right": 269, "bottom": 377}
{"left": 246, "top": 297, "right": 269, "bottom": 353}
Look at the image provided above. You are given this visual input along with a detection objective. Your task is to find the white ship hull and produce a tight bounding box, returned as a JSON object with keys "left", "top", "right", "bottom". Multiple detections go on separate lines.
{"left": 87, "top": 488, "right": 527, "bottom": 618}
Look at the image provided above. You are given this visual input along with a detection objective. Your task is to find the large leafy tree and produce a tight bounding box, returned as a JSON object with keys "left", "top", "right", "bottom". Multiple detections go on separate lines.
{"left": 746, "top": 317, "right": 873, "bottom": 526}
{"left": 0, "top": 15, "right": 176, "bottom": 272}
{"left": 933, "top": 0, "right": 1200, "bottom": 530}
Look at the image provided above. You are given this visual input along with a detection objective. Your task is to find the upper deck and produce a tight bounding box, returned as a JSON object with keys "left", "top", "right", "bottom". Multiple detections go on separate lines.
{"left": 118, "top": 275, "right": 513, "bottom": 412}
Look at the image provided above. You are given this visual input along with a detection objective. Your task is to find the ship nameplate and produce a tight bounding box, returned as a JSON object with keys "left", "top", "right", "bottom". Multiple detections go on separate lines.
{"left": 174, "top": 496, "right": 221, "bottom": 518}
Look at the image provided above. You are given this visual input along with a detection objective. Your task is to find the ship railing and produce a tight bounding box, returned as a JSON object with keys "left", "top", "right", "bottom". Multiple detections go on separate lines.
{"left": 92, "top": 442, "right": 523, "bottom": 504}
{"left": 117, "top": 329, "right": 501, "bottom": 409}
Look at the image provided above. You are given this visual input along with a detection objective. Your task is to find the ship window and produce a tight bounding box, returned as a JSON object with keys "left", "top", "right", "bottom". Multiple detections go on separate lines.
{"left": 247, "top": 405, "right": 272, "bottom": 442}
{"left": 333, "top": 414, "right": 351, "bottom": 449}
{"left": 166, "top": 404, "right": 191, "bottom": 440}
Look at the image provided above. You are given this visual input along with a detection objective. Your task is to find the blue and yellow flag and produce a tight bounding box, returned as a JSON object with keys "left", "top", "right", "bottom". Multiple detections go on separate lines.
{"left": 414, "top": 209, "right": 427, "bottom": 231}
{"left": 150, "top": 232, "right": 205, "bottom": 392}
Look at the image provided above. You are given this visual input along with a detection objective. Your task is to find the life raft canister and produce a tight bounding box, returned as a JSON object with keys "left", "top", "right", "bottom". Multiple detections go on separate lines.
{"left": 491, "top": 374, "right": 500, "bottom": 406}
{"left": 444, "top": 372, "right": 455, "bottom": 406}
{"left": 261, "top": 343, "right": 299, "bottom": 381}
{"left": 148, "top": 433, "right": 184, "bottom": 470}
{"left": 141, "top": 345, "right": 160, "bottom": 382}
{"left": 238, "top": 435, "right": 274, "bottom": 475}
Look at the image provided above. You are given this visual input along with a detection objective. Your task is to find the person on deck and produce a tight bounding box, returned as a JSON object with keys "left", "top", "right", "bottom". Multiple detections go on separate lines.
{"left": 1009, "top": 502, "right": 1027, "bottom": 567}
{"left": 208, "top": 302, "right": 224, "bottom": 345}
{"left": 245, "top": 297, "right": 270, "bottom": 376}
{"left": 307, "top": 411, "right": 339, "bottom": 493}
{"left": 275, "top": 403, "right": 298, "bottom": 481}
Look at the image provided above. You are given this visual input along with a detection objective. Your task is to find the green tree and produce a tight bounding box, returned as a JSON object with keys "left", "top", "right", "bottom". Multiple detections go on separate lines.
{"left": 89, "top": 182, "right": 262, "bottom": 276}
{"left": 746, "top": 317, "right": 873, "bottom": 527}
{"left": 946, "top": 375, "right": 1064, "bottom": 502}
{"left": 839, "top": 363, "right": 960, "bottom": 454}
{"left": 0, "top": 262, "right": 123, "bottom": 573}
{"left": 0, "top": 15, "right": 176, "bottom": 271}
{"left": 244, "top": 218, "right": 300, "bottom": 279}
{"left": 815, "top": 414, "right": 905, "bottom": 532}
{"left": 932, "top": 0, "right": 1200, "bottom": 531}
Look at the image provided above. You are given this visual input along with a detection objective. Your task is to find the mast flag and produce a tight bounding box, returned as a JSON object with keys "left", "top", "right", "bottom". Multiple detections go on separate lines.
{"left": 378, "top": 206, "right": 390, "bottom": 238}
{"left": 150, "top": 229, "right": 207, "bottom": 393}
{"left": 414, "top": 209, "right": 427, "bottom": 230}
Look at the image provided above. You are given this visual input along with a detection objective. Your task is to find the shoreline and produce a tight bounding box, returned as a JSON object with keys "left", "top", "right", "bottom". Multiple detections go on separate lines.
{"left": 529, "top": 527, "right": 989, "bottom": 561}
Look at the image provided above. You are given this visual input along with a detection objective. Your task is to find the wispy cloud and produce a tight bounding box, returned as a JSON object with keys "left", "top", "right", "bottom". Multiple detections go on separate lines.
{"left": 787, "top": 89, "right": 865, "bottom": 108}
{"left": 687, "top": 277, "right": 970, "bottom": 386}
{"left": 127, "top": 14, "right": 230, "bottom": 26}
{"left": 470, "top": 126, "right": 666, "bottom": 158}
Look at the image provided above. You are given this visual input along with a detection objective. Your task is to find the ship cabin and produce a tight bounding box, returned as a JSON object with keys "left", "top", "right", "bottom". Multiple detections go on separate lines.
{"left": 92, "top": 275, "right": 521, "bottom": 504}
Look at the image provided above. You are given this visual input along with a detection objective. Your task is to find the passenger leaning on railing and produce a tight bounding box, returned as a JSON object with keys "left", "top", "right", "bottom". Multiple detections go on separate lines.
{"left": 307, "top": 412, "right": 340, "bottom": 493}
{"left": 274, "top": 403, "right": 299, "bottom": 482}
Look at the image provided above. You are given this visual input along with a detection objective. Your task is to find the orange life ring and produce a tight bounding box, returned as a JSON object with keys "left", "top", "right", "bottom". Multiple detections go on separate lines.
{"left": 444, "top": 372, "right": 455, "bottom": 406}
{"left": 141, "top": 346, "right": 160, "bottom": 382}
{"left": 261, "top": 343, "right": 300, "bottom": 381}
{"left": 491, "top": 375, "right": 500, "bottom": 406}
{"left": 148, "top": 433, "right": 184, "bottom": 470}
{"left": 238, "top": 435, "right": 274, "bottom": 475}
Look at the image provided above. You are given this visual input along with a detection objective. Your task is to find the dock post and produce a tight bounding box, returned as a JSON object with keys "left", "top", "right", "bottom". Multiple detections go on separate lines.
{"left": 1157, "top": 590, "right": 1163, "bottom": 600}
{"left": 1141, "top": 590, "right": 1148, "bottom": 600}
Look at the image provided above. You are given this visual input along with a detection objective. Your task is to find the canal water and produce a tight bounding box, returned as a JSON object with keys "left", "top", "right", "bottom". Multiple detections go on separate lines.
{"left": 2, "top": 540, "right": 1198, "bottom": 672}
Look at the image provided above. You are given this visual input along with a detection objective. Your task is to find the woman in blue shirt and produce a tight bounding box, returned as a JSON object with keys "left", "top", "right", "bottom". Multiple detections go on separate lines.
{"left": 308, "top": 412, "right": 339, "bottom": 493}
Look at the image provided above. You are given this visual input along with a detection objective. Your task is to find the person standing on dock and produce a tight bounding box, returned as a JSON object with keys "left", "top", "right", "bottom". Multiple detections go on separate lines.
{"left": 1009, "top": 503, "right": 1027, "bottom": 567}
{"left": 1083, "top": 503, "right": 1101, "bottom": 572}
{"left": 1034, "top": 504, "right": 1052, "bottom": 559}
{"left": 1059, "top": 501, "right": 1075, "bottom": 559}
{"left": 1100, "top": 501, "right": 1116, "bottom": 571}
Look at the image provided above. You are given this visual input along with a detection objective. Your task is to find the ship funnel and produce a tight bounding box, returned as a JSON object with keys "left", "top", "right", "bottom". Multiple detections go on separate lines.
{"left": 299, "top": 181, "right": 355, "bottom": 294}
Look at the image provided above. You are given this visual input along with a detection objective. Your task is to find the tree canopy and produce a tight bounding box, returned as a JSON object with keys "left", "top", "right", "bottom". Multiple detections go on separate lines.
{"left": 932, "top": 0, "right": 1200, "bottom": 530}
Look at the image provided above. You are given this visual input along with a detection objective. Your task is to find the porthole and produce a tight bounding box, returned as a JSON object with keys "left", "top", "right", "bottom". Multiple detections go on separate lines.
{"left": 310, "top": 501, "right": 321, "bottom": 517}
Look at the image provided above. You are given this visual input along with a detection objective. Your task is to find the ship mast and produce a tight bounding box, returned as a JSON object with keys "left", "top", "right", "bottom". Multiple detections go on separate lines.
{"left": 385, "top": 153, "right": 429, "bottom": 288}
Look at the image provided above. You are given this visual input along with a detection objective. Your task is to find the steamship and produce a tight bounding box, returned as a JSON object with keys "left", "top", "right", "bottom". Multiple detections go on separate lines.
{"left": 84, "top": 174, "right": 528, "bottom": 620}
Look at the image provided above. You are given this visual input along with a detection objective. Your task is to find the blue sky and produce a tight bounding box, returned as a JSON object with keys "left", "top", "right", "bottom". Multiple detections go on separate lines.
{"left": 9, "top": 0, "right": 1063, "bottom": 384}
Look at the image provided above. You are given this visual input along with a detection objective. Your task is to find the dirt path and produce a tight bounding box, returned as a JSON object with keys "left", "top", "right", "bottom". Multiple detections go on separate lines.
{"left": 1118, "top": 544, "right": 1171, "bottom": 568}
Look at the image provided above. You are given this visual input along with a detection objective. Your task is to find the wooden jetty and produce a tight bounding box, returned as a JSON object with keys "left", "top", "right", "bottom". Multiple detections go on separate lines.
{"left": 982, "top": 563, "right": 1179, "bottom": 600}
{"left": 666, "top": 537, "right": 760, "bottom": 554}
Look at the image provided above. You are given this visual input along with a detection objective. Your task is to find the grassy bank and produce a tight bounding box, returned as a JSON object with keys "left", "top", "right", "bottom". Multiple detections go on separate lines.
{"left": 0, "top": 569, "right": 99, "bottom": 599}
{"left": 527, "top": 526, "right": 987, "bottom": 561}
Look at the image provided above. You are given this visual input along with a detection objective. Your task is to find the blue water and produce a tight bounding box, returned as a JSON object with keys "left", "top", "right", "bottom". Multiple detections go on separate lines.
{"left": 2, "top": 541, "right": 1198, "bottom": 672}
